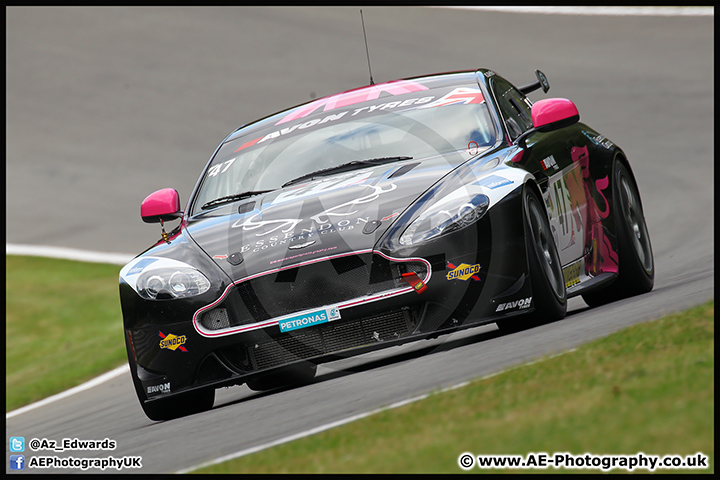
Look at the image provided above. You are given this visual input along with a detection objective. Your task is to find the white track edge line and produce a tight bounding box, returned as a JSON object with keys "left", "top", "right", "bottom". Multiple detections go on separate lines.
{"left": 177, "top": 349, "right": 575, "bottom": 473}
{"left": 437, "top": 6, "right": 714, "bottom": 16}
{"left": 6, "top": 244, "right": 134, "bottom": 419}
{"left": 6, "top": 243, "right": 135, "bottom": 265}
{"left": 6, "top": 364, "right": 129, "bottom": 419}
{"left": 5, "top": 243, "right": 136, "bottom": 265}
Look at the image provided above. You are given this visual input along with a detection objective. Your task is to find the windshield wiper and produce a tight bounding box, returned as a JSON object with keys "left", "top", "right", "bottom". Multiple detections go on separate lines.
{"left": 281, "top": 156, "right": 413, "bottom": 188}
{"left": 200, "top": 189, "right": 274, "bottom": 210}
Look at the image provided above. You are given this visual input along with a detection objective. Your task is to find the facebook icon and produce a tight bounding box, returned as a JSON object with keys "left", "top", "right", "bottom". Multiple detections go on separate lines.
{"left": 10, "top": 455, "right": 25, "bottom": 470}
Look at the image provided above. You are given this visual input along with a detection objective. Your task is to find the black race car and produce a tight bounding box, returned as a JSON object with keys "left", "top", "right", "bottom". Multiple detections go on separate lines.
{"left": 120, "top": 68, "right": 654, "bottom": 420}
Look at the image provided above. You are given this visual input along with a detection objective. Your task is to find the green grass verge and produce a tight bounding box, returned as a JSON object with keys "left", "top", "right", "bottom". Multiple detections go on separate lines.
{"left": 194, "top": 301, "right": 714, "bottom": 474}
{"left": 6, "top": 255, "right": 127, "bottom": 412}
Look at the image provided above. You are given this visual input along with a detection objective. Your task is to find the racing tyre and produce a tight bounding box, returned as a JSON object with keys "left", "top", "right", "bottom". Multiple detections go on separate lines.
{"left": 499, "top": 187, "right": 566, "bottom": 332}
{"left": 582, "top": 159, "right": 654, "bottom": 307}
{"left": 246, "top": 362, "right": 317, "bottom": 392}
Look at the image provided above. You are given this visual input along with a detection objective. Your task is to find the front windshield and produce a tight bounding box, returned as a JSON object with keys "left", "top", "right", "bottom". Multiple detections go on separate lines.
{"left": 191, "top": 81, "right": 496, "bottom": 215}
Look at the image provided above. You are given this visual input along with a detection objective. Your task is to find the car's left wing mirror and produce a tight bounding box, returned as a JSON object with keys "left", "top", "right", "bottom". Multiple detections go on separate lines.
{"left": 515, "top": 98, "right": 579, "bottom": 151}
{"left": 141, "top": 188, "right": 183, "bottom": 223}
{"left": 531, "top": 98, "right": 579, "bottom": 132}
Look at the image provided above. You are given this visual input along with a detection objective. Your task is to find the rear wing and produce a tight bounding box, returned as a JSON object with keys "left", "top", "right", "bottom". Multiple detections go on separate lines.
{"left": 518, "top": 70, "right": 550, "bottom": 95}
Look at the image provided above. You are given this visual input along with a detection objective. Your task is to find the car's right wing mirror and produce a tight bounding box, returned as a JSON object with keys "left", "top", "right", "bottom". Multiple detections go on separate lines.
{"left": 141, "top": 188, "right": 183, "bottom": 223}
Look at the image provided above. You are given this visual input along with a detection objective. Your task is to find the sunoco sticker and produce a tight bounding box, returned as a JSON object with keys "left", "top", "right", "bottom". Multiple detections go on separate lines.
{"left": 446, "top": 262, "right": 482, "bottom": 281}
{"left": 278, "top": 307, "right": 341, "bottom": 333}
{"left": 158, "top": 332, "right": 187, "bottom": 352}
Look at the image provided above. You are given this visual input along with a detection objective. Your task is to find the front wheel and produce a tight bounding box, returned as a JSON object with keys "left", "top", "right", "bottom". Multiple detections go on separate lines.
{"left": 498, "top": 186, "right": 566, "bottom": 332}
{"left": 582, "top": 159, "right": 654, "bottom": 307}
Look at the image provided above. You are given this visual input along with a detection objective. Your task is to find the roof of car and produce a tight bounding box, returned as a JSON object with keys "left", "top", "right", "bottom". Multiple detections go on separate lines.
{"left": 224, "top": 69, "right": 486, "bottom": 144}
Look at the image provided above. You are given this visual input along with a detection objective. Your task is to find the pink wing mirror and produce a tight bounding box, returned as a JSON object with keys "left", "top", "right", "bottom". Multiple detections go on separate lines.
{"left": 141, "top": 188, "right": 182, "bottom": 224}
{"left": 515, "top": 98, "right": 580, "bottom": 152}
{"left": 531, "top": 98, "right": 579, "bottom": 131}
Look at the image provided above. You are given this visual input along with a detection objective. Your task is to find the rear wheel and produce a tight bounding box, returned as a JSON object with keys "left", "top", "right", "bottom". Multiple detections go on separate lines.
{"left": 498, "top": 186, "right": 566, "bottom": 332}
{"left": 582, "top": 159, "right": 654, "bottom": 307}
{"left": 246, "top": 362, "right": 317, "bottom": 392}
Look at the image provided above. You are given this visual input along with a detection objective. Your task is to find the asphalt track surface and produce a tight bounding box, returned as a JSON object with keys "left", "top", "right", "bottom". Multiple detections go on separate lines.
{"left": 6, "top": 7, "right": 714, "bottom": 474}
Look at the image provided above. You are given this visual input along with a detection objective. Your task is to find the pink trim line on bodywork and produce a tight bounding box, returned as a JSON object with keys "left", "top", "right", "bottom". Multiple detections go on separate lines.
{"left": 531, "top": 98, "right": 579, "bottom": 129}
{"left": 193, "top": 249, "right": 432, "bottom": 338}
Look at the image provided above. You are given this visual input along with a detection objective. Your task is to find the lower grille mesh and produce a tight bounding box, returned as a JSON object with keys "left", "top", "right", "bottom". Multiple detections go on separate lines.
{"left": 218, "top": 308, "right": 415, "bottom": 372}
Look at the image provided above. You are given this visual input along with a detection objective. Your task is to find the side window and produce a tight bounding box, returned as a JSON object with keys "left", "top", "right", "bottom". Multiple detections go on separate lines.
{"left": 490, "top": 76, "right": 534, "bottom": 140}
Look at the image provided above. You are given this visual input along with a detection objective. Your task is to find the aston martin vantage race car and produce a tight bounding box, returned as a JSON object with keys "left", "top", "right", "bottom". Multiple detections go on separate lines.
{"left": 120, "top": 68, "right": 654, "bottom": 420}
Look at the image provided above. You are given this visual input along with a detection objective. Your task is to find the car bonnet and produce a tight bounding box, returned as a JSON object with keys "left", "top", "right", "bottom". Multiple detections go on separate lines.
{"left": 184, "top": 155, "right": 459, "bottom": 281}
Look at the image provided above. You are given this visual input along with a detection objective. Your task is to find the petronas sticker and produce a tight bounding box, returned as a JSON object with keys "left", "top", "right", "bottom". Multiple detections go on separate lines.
{"left": 278, "top": 307, "right": 342, "bottom": 333}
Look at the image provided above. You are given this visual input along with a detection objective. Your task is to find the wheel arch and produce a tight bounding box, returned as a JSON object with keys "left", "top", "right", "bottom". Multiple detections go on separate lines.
{"left": 496, "top": 177, "right": 567, "bottom": 330}
{"left": 602, "top": 147, "right": 648, "bottom": 254}
{"left": 519, "top": 177, "right": 548, "bottom": 268}
{"left": 611, "top": 149, "right": 647, "bottom": 211}
{"left": 521, "top": 178, "right": 548, "bottom": 234}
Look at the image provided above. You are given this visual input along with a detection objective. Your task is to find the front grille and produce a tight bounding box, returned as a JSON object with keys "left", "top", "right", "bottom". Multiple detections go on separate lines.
{"left": 252, "top": 330, "right": 325, "bottom": 370}
{"left": 199, "top": 253, "right": 427, "bottom": 331}
{"left": 217, "top": 308, "right": 415, "bottom": 372}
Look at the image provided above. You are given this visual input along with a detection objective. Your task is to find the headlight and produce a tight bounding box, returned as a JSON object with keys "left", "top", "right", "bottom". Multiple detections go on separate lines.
{"left": 399, "top": 193, "right": 489, "bottom": 246}
{"left": 378, "top": 154, "right": 526, "bottom": 251}
{"left": 137, "top": 267, "right": 211, "bottom": 300}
